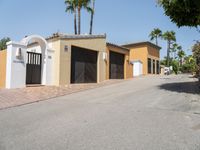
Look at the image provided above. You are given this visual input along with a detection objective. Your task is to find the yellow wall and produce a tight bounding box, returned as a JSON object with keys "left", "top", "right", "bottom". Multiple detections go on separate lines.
{"left": 125, "top": 56, "right": 133, "bottom": 79}
{"left": 106, "top": 45, "right": 133, "bottom": 79}
{"left": 148, "top": 45, "right": 160, "bottom": 58}
{"left": 50, "top": 37, "right": 107, "bottom": 86}
{"left": 0, "top": 50, "right": 7, "bottom": 88}
{"left": 129, "top": 46, "right": 148, "bottom": 75}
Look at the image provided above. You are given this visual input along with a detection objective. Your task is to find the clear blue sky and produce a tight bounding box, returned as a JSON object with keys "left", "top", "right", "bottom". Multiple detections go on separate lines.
{"left": 0, "top": 0, "right": 199, "bottom": 58}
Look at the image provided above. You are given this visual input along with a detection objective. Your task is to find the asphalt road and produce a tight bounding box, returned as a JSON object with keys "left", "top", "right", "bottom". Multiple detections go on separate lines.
{"left": 0, "top": 74, "right": 200, "bottom": 150}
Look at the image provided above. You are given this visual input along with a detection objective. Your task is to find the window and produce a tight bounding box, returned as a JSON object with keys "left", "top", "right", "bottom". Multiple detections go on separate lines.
{"left": 156, "top": 60, "right": 160, "bottom": 74}
{"left": 153, "top": 60, "right": 155, "bottom": 74}
{"left": 148, "top": 58, "right": 151, "bottom": 74}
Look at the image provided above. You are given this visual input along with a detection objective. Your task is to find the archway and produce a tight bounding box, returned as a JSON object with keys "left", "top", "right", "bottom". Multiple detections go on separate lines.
{"left": 21, "top": 35, "right": 48, "bottom": 85}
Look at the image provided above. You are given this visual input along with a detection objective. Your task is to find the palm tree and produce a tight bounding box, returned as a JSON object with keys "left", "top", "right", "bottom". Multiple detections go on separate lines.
{"left": 171, "top": 43, "right": 182, "bottom": 59}
{"left": 162, "top": 31, "right": 176, "bottom": 67}
{"left": 77, "top": 0, "right": 91, "bottom": 34}
{"left": 171, "top": 43, "right": 177, "bottom": 59}
{"left": 65, "top": 0, "right": 77, "bottom": 35}
{"left": 177, "top": 50, "right": 185, "bottom": 66}
{"left": 89, "top": 0, "right": 95, "bottom": 34}
{"left": 149, "top": 28, "right": 162, "bottom": 45}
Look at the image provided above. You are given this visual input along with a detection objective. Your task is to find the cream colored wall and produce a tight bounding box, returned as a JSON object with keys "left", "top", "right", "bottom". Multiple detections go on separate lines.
{"left": 129, "top": 46, "right": 148, "bottom": 75}
{"left": 106, "top": 45, "right": 133, "bottom": 80}
{"left": 50, "top": 39, "right": 61, "bottom": 86}
{"left": 160, "top": 67, "right": 165, "bottom": 76}
{"left": 0, "top": 50, "right": 7, "bottom": 88}
{"left": 53, "top": 38, "right": 106, "bottom": 86}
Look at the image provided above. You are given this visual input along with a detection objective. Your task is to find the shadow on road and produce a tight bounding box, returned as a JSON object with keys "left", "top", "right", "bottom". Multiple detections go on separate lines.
{"left": 159, "top": 81, "right": 200, "bottom": 95}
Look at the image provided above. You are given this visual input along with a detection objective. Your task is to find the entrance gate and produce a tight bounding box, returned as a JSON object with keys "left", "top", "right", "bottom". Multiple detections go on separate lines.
{"left": 26, "top": 52, "right": 42, "bottom": 84}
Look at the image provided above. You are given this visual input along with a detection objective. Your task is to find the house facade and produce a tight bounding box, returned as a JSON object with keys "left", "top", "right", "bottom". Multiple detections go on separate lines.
{"left": 0, "top": 34, "right": 108, "bottom": 89}
{"left": 30, "top": 34, "right": 108, "bottom": 86}
{"left": 123, "top": 42, "right": 161, "bottom": 76}
{"left": 0, "top": 34, "right": 161, "bottom": 89}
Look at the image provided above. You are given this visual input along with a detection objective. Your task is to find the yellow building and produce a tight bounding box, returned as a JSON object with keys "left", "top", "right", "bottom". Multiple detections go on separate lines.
{"left": 123, "top": 42, "right": 161, "bottom": 75}
{"left": 28, "top": 34, "right": 107, "bottom": 86}
{"left": 106, "top": 43, "right": 133, "bottom": 80}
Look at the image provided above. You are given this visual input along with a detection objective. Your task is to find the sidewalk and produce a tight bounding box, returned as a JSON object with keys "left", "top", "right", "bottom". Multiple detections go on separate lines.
{"left": 0, "top": 80, "right": 123, "bottom": 110}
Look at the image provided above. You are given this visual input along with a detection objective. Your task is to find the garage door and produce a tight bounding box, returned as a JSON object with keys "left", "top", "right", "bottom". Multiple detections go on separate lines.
{"left": 109, "top": 51, "right": 124, "bottom": 79}
{"left": 71, "top": 46, "right": 97, "bottom": 83}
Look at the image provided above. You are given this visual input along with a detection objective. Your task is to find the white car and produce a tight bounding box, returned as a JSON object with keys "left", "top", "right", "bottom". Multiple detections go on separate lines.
{"left": 164, "top": 67, "right": 170, "bottom": 75}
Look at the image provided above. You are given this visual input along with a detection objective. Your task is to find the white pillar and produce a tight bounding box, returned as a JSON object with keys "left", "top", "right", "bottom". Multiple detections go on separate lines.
{"left": 6, "top": 41, "right": 27, "bottom": 89}
{"left": 45, "top": 49, "right": 55, "bottom": 85}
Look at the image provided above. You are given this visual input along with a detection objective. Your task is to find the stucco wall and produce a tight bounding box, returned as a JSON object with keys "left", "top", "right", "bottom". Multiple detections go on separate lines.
{"left": 27, "top": 45, "right": 42, "bottom": 53}
{"left": 106, "top": 45, "right": 133, "bottom": 79}
{"left": 0, "top": 50, "right": 7, "bottom": 88}
{"left": 125, "top": 58, "right": 133, "bottom": 79}
{"left": 129, "top": 46, "right": 148, "bottom": 75}
{"left": 49, "top": 39, "right": 61, "bottom": 86}
{"left": 147, "top": 45, "right": 160, "bottom": 58}
{"left": 51, "top": 37, "right": 106, "bottom": 86}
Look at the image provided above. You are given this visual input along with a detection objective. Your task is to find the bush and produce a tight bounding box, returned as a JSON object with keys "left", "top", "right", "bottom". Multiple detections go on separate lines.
{"left": 171, "top": 60, "right": 179, "bottom": 74}
{"left": 180, "top": 64, "right": 195, "bottom": 73}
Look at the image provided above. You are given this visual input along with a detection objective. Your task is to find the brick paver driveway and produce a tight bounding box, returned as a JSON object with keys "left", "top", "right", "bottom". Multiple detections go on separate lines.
{"left": 0, "top": 80, "right": 122, "bottom": 110}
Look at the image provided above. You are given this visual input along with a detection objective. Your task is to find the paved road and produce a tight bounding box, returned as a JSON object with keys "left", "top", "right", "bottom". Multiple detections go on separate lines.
{"left": 0, "top": 75, "right": 200, "bottom": 150}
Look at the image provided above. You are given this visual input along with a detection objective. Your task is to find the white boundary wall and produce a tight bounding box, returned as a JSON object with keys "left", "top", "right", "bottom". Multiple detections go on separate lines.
{"left": 6, "top": 35, "right": 54, "bottom": 89}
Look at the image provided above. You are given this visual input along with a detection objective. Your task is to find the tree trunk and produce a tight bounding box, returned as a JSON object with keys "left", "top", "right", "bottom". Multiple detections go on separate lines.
{"left": 89, "top": 0, "right": 95, "bottom": 35}
{"left": 180, "top": 57, "right": 183, "bottom": 66}
{"left": 89, "top": 12, "right": 94, "bottom": 35}
{"left": 74, "top": 10, "right": 77, "bottom": 35}
{"left": 156, "top": 37, "right": 158, "bottom": 45}
{"left": 78, "top": 7, "right": 81, "bottom": 35}
{"left": 167, "top": 41, "right": 170, "bottom": 67}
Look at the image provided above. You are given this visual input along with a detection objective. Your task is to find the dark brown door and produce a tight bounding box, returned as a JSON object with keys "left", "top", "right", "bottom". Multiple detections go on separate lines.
{"left": 156, "top": 60, "right": 160, "bottom": 74}
{"left": 148, "top": 58, "right": 152, "bottom": 74}
{"left": 71, "top": 46, "right": 97, "bottom": 83}
{"left": 109, "top": 51, "right": 124, "bottom": 79}
{"left": 153, "top": 60, "right": 155, "bottom": 74}
{"left": 26, "top": 52, "right": 42, "bottom": 84}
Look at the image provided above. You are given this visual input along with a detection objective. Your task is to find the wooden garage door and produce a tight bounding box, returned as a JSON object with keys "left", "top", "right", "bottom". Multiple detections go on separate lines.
{"left": 71, "top": 46, "right": 97, "bottom": 83}
{"left": 109, "top": 51, "right": 124, "bottom": 79}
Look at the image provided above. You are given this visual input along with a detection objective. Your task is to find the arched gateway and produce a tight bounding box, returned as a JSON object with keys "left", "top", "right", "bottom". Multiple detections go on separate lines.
{"left": 6, "top": 35, "right": 53, "bottom": 89}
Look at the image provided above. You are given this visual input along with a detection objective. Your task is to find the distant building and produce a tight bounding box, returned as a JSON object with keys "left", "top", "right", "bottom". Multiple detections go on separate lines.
{"left": 122, "top": 42, "right": 161, "bottom": 76}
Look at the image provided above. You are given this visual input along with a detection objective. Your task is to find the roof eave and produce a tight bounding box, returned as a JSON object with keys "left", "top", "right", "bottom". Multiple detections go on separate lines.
{"left": 107, "top": 42, "right": 130, "bottom": 51}
{"left": 122, "top": 41, "right": 161, "bottom": 50}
